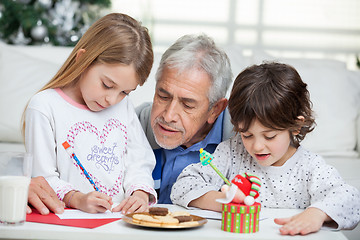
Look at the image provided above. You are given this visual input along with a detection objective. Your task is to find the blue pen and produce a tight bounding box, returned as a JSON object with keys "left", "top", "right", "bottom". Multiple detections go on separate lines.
{"left": 62, "top": 141, "right": 99, "bottom": 191}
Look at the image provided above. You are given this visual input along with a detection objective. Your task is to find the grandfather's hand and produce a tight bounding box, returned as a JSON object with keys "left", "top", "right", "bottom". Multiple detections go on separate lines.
{"left": 27, "top": 176, "right": 65, "bottom": 215}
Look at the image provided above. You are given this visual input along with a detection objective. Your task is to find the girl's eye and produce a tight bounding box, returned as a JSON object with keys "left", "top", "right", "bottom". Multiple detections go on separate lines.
{"left": 121, "top": 91, "right": 129, "bottom": 96}
{"left": 103, "top": 82, "right": 111, "bottom": 89}
{"left": 265, "top": 135, "right": 276, "bottom": 140}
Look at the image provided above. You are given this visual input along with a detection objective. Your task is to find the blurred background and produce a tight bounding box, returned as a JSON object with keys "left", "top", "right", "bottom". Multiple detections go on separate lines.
{"left": 0, "top": 0, "right": 359, "bottom": 69}
{"left": 0, "top": 3, "right": 359, "bottom": 239}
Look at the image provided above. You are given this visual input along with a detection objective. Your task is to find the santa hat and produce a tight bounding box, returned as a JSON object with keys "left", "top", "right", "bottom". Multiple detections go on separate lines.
{"left": 231, "top": 173, "right": 261, "bottom": 205}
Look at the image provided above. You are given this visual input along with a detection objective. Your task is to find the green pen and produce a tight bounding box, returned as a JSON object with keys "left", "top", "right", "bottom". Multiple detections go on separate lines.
{"left": 199, "top": 148, "right": 231, "bottom": 186}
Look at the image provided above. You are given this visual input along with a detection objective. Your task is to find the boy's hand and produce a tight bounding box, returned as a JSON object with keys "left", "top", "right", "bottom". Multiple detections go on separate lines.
{"left": 112, "top": 190, "right": 149, "bottom": 214}
{"left": 274, "top": 207, "right": 331, "bottom": 235}
{"left": 69, "top": 191, "right": 113, "bottom": 213}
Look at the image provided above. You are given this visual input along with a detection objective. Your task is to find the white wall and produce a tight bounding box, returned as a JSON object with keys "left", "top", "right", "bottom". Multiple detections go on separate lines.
{"left": 111, "top": 0, "right": 360, "bottom": 70}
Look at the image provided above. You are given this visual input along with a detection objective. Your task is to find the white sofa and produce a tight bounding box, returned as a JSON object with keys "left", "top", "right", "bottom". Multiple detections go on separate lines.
{"left": 0, "top": 42, "right": 359, "bottom": 239}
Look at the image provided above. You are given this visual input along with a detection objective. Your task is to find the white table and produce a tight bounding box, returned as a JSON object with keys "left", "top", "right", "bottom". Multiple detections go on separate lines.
{"left": 0, "top": 204, "right": 348, "bottom": 240}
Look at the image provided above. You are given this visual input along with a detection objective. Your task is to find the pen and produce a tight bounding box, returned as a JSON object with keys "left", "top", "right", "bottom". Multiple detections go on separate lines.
{"left": 62, "top": 141, "right": 99, "bottom": 191}
{"left": 199, "top": 148, "right": 231, "bottom": 186}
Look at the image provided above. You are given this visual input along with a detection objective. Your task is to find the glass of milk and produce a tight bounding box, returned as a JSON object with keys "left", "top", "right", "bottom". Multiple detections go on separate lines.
{"left": 0, "top": 152, "right": 32, "bottom": 225}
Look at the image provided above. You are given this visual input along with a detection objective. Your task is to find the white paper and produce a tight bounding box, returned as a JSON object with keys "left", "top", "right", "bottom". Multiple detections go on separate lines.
{"left": 56, "top": 209, "right": 124, "bottom": 219}
{"left": 188, "top": 208, "right": 268, "bottom": 221}
{"left": 187, "top": 209, "right": 222, "bottom": 220}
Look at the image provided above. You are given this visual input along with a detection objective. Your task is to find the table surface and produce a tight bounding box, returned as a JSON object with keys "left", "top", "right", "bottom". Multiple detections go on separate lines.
{"left": 0, "top": 204, "right": 348, "bottom": 240}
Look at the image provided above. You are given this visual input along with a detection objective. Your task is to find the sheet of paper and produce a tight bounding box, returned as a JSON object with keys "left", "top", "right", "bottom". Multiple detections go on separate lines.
{"left": 187, "top": 209, "right": 222, "bottom": 220}
{"left": 188, "top": 207, "right": 269, "bottom": 221}
{"left": 56, "top": 209, "right": 123, "bottom": 219}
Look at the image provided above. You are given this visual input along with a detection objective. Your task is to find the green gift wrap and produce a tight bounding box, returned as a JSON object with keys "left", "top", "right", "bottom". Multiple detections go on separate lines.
{"left": 221, "top": 202, "right": 261, "bottom": 233}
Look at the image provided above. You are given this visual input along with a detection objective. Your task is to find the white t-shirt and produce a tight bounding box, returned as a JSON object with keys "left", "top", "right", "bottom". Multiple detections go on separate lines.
{"left": 25, "top": 88, "right": 157, "bottom": 204}
{"left": 171, "top": 134, "right": 360, "bottom": 230}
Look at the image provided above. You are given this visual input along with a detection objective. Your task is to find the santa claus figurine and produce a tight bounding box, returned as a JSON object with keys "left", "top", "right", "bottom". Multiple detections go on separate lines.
{"left": 217, "top": 173, "right": 261, "bottom": 206}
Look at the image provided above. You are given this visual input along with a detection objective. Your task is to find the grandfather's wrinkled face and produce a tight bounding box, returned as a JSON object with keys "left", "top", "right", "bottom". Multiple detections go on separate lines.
{"left": 150, "top": 67, "right": 214, "bottom": 149}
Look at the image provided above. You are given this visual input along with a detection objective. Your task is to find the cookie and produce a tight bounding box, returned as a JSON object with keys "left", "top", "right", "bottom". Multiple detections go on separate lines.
{"left": 149, "top": 207, "right": 169, "bottom": 216}
{"left": 132, "top": 213, "right": 161, "bottom": 226}
{"left": 174, "top": 215, "right": 193, "bottom": 223}
{"left": 179, "top": 221, "right": 199, "bottom": 227}
{"left": 153, "top": 215, "right": 179, "bottom": 226}
{"left": 131, "top": 208, "right": 199, "bottom": 228}
{"left": 171, "top": 211, "right": 191, "bottom": 217}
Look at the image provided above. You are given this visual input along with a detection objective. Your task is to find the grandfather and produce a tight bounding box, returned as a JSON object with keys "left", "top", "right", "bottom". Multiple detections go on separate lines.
{"left": 136, "top": 34, "right": 234, "bottom": 203}
{"left": 27, "top": 34, "right": 234, "bottom": 213}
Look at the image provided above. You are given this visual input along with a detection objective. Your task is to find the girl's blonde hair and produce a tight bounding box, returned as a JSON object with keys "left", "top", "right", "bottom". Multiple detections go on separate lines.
{"left": 41, "top": 13, "right": 153, "bottom": 90}
{"left": 22, "top": 13, "right": 153, "bottom": 138}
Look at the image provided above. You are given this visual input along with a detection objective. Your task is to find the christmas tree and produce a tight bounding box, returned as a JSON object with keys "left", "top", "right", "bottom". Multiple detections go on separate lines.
{"left": 0, "top": 0, "right": 111, "bottom": 46}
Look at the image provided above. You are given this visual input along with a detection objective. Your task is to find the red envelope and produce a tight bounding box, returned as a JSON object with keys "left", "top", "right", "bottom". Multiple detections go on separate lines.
{"left": 26, "top": 209, "right": 121, "bottom": 229}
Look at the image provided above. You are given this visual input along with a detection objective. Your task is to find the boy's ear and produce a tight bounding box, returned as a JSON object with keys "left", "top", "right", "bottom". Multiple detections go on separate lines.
{"left": 297, "top": 116, "right": 305, "bottom": 121}
{"left": 293, "top": 116, "right": 305, "bottom": 135}
{"left": 207, "top": 98, "right": 228, "bottom": 124}
{"left": 75, "top": 49, "right": 86, "bottom": 62}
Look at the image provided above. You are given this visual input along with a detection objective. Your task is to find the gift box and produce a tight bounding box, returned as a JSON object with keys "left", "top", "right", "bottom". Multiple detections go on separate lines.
{"left": 221, "top": 202, "right": 261, "bottom": 233}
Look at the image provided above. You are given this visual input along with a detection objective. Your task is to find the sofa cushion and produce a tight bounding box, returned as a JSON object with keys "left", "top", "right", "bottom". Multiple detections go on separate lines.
{"left": 0, "top": 43, "right": 72, "bottom": 143}
{"left": 300, "top": 68, "right": 360, "bottom": 157}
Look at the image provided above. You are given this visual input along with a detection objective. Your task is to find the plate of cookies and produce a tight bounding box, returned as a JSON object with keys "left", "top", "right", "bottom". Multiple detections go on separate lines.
{"left": 123, "top": 207, "right": 207, "bottom": 229}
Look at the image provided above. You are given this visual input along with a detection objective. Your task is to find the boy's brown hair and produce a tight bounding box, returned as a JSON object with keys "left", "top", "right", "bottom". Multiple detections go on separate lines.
{"left": 228, "top": 62, "right": 315, "bottom": 147}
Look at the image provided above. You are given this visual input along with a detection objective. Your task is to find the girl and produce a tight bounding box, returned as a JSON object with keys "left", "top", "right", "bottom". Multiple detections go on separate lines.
{"left": 171, "top": 62, "right": 360, "bottom": 235}
{"left": 23, "top": 13, "right": 157, "bottom": 214}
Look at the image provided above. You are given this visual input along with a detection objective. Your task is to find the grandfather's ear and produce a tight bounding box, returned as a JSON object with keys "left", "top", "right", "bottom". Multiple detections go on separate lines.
{"left": 208, "top": 98, "right": 228, "bottom": 124}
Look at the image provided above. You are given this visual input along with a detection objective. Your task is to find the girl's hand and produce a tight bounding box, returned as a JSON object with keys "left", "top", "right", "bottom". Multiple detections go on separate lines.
{"left": 65, "top": 190, "right": 113, "bottom": 213}
{"left": 112, "top": 190, "right": 149, "bottom": 214}
{"left": 274, "top": 207, "right": 331, "bottom": 235}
